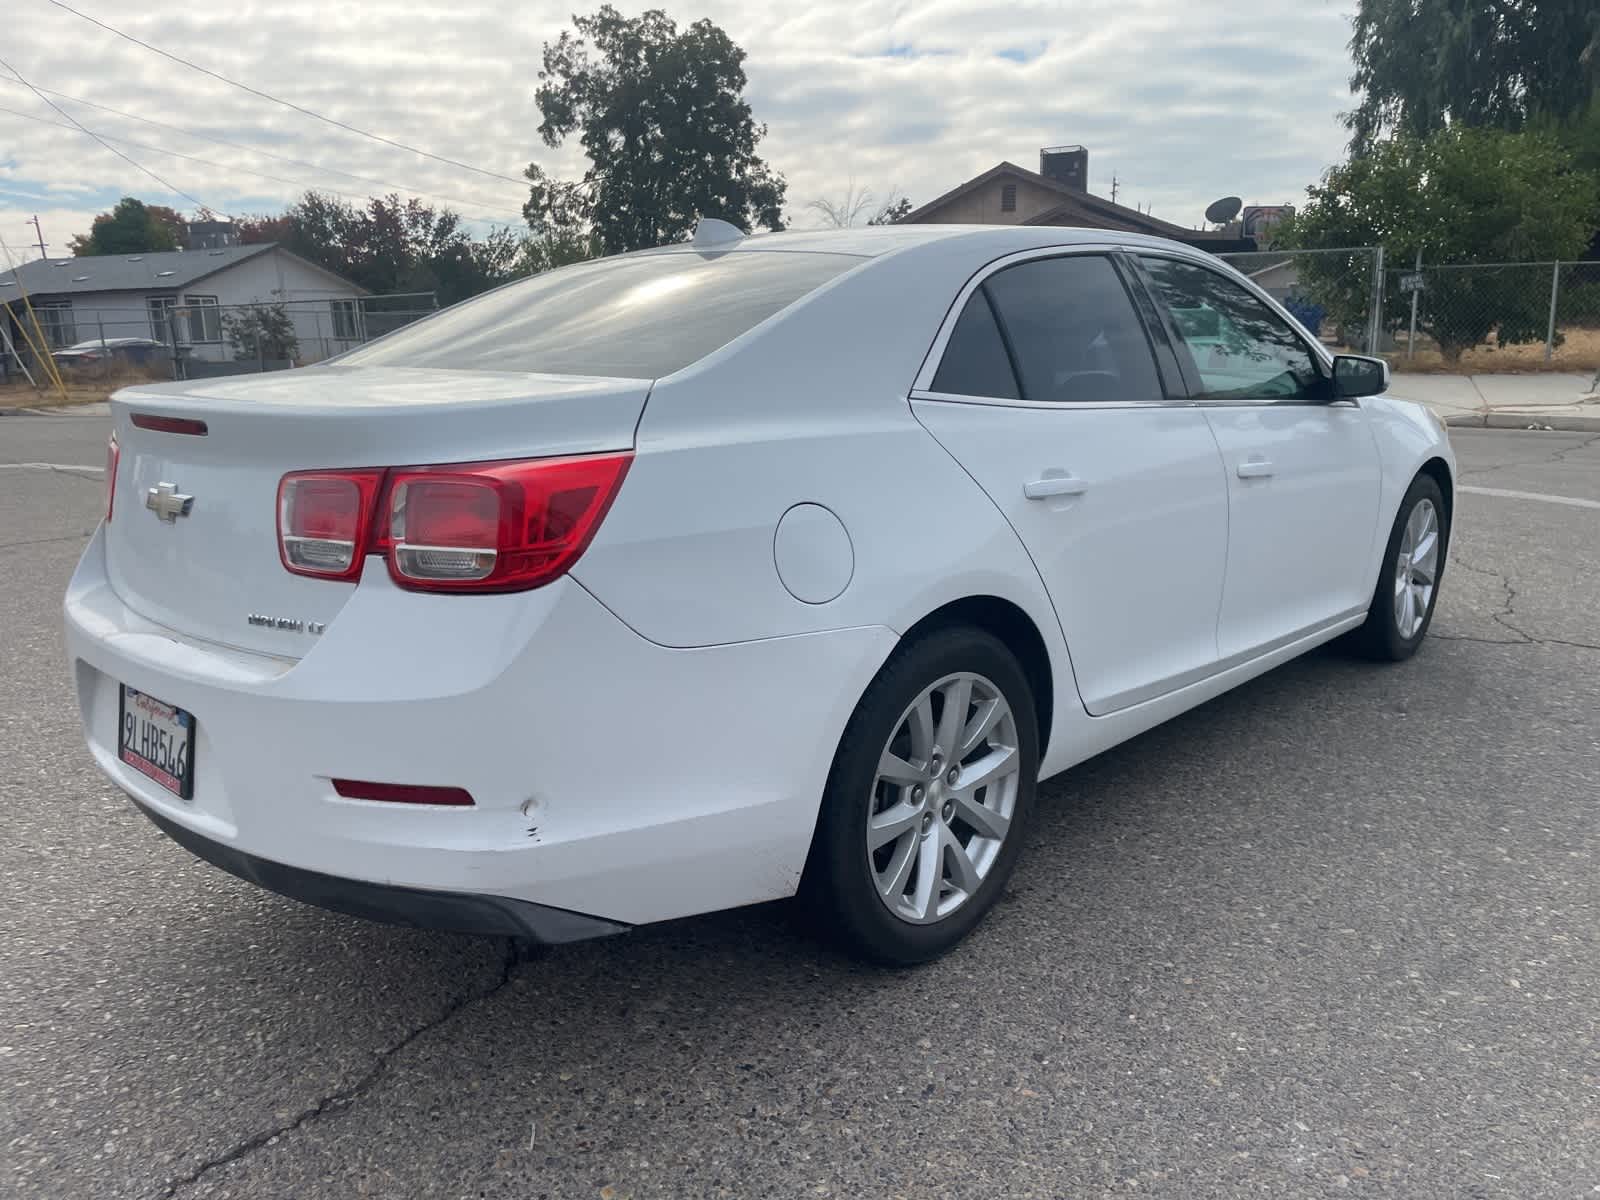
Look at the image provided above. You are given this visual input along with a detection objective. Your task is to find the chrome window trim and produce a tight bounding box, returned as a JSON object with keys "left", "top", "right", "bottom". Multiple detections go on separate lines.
{"left": 910, "top": 388, "right": 1191, "bottom": 411}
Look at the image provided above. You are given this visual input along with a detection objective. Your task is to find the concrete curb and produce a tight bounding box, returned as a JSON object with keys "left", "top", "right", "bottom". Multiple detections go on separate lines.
{"left": 1443, "top": 412, "right": 1600, "bottom": 433}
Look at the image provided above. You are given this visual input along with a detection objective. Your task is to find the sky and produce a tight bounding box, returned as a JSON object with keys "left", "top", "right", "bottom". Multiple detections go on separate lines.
{"left": 1, "top": 0, "right": 1360, "bottom": 264}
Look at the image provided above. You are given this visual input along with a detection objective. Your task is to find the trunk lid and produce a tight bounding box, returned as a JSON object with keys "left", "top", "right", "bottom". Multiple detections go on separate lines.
{"left": 105, "top": 365, "right": 648, "bottom": 656}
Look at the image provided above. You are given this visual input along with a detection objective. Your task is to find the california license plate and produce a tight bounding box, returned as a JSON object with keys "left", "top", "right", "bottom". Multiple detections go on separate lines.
{"left": 118, "top": 685, "right": 195, "bottom": 800}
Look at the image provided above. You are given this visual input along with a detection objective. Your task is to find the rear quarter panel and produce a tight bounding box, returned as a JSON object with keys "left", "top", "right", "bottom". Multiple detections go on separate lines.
{"left": 570, "top": 237, "right": 1080, "bottom": 728}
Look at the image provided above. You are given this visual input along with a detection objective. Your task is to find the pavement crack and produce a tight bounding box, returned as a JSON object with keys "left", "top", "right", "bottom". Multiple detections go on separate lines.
{"left": 0, "top": 532, "right": 93, "bottom": 551}
{"left": 159, "top": 939, "right": 527, "bottom": 1199}
{"left": 1546, "top": 431, "right": 1600, "bottom": 465}
{"left": 1457, "top": 431, "right": 1600, "bottom": 478}
{"left": 1443, "top": 557, "right": 1599, "bottom": 650}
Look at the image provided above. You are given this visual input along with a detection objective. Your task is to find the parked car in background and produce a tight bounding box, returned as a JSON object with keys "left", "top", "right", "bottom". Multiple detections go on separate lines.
{"left": 66, "top": 222, "right": 1454, "bottom": 965}
{"left": 51, "top": 338, "right": 178, "bottom": 368}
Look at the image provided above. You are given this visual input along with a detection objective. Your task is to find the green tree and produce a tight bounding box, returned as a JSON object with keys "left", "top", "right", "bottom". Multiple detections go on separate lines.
{"left": 526, "top": 6, "right": 787, "bottom": 253}
{"left": 1347, "top": 0, "right": 1600, "bottom": 148}
{"left": 69, "top": 197, "right": 183, "bottom": 255}
{"left": 222, "top": 304, "right": 299, "bottom": 362}
{"left": 1280, "top": 126, "right": 1600, "bottom": 362}
{"left": 237, "top": 192, "right": 522, "bottom": 305}
{"left": 868, "top": 194, "right": 913, "bottom": 225}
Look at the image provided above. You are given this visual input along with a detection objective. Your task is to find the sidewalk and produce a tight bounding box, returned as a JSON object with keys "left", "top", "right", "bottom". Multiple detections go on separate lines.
{"left": 1387, "top": 371, "right": 1600, "bottom": 432}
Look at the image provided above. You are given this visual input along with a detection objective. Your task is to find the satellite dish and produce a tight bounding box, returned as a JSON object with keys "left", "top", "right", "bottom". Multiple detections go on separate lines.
{"left": 1204, "top": 196, "right": 1243, "bottom": 225}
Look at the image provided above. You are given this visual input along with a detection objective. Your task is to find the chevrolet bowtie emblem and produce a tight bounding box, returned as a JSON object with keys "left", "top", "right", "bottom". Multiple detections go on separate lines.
{"left": 145, "top": 481, "right": 194, "bottom": 523}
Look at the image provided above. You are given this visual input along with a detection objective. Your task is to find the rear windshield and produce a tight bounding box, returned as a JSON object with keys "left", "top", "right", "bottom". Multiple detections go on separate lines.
{"left": 337, "top": 250, "right": 861, "bottom": 378}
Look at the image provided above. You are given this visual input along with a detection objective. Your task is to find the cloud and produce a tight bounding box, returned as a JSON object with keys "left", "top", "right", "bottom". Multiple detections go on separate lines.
{"left": 0, "top": 0, "right": 1356, "bottom": 262}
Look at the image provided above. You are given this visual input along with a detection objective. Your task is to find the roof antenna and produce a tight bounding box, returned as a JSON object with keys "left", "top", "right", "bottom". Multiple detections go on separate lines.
{"left": 692, "top": 218, "right": 745, "bottom": 248}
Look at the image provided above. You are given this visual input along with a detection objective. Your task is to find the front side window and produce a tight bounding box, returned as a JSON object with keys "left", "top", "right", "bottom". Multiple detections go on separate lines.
{"left": 338, "top": 251, "right": 861, "bottom": 379}
{"left": 183, "top": 295, "right": 221, "bottom": 343}
{"left": 1139, "top": 257, "right": 1324, "bottom": 400}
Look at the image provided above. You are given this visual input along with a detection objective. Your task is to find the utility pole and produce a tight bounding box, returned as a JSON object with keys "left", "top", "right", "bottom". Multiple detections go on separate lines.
{"left": 25, "top": 215, "right": 47, "bottom": 260}
{"left": 1110, "top": 174, "right": 1120, "bottom": 205}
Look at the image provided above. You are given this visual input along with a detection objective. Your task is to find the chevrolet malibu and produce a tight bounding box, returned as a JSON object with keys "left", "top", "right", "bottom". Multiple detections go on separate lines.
{"left": 66, "top": 223, "right": 1453, "bottom": 964}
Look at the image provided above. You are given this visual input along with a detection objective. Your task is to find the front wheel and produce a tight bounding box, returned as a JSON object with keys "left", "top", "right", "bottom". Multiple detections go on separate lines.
{"left": 1349, "top": 473, "right": 1448, "bottom": 661}
{"left": 801, "top": 627, "right": 1039, "bottom": 965}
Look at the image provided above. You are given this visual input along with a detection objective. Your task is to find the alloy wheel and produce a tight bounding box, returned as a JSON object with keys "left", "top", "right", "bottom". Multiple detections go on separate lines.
{"left": 867, "top": 672, "right": 1021, "bottom": 924}
{"left": 1393, "top": 498, "right": 1440, "bottom": 639}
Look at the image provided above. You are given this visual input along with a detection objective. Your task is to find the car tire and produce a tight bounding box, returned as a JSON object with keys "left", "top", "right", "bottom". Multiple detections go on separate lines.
{"left": 801, "top": 626, "right": 1039, "bottom": 965}
{"left": 1347, "top": 473, "right": 1449, "bottom": 661}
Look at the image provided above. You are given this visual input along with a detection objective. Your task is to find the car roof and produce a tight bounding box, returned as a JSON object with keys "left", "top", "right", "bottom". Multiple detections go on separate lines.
{"left": 645, "top": 224, "right": 1217, "bottom": 261}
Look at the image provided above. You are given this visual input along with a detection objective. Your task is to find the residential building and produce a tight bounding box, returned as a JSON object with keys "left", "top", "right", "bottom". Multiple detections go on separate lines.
{"left": 901, "top": 146, "right": 1259, "bottom": 252}
{"left": 0, "top": 243, "right": 366, "bottom": 364}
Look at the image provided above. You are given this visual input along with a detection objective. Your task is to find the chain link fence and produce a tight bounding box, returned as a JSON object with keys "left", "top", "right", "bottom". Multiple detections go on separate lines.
{"left": 1379, "top": 260, "right": 1600, "bottom": 370}
{"left": 1, "top": 293, "right": 436, "bottom": 389}
{"left": 1214, "top": 247, "right": 1600, "bottom": 373}
{"left": 1217, "top": 247, "right": 1386, "bottom": 354}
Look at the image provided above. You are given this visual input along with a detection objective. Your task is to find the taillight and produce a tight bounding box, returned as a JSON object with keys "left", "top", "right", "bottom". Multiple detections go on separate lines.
{"left": 274, "top": 453, "right": 631, "bottom": 593}
{"left": 105, "top": 433, "right": 119, "bottom": 522}
{"left": 277, "top": 470, "right": 385, "bottom": 580}
{"left": 378, "top": 454, "right": 631, "bottom": 592}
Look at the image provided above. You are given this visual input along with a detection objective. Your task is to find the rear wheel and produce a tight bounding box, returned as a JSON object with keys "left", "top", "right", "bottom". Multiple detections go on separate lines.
{"left": 802, "top": 627, "right": 1039, "bottom": 965}
{"left": 1348, "top": 474, "right": 1448, "bottom": 661}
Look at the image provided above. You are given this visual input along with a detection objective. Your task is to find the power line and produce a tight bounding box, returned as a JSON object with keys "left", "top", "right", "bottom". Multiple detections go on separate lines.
{"left": 0, "top": 52, "right": 222, "bottom": 215}
{"left": 0, "top": 101, "right": 526, "bottom": 223}
{"left": 48, "top": 0, "right": 531, "bottom": 189}
{"left": 0, "top": 74, "right": 529, "bottom": 213}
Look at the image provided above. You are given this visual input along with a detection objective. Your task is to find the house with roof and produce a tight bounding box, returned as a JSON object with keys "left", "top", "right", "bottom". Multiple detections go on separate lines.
{"left": 0, "top": 244, "right": 365, "bottom": 366}
{"left": 901, "top": 146, "right": 1258, "bottom": 252}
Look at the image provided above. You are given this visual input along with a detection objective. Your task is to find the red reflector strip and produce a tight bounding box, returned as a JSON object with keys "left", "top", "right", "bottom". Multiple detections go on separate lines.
{"left": 131, "top": 413, "right": 209, "bottom": 436}
{"left": 331, "top": 779, "right": 475, "bottom": 806}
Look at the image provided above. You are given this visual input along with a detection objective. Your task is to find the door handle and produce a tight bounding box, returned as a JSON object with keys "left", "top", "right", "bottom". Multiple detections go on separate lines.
{"left": 1236, "top": 458, "right": 1274, "bottom": 479}
{"left": 1024, "top": 475, "right": 1089, "bottom": 500}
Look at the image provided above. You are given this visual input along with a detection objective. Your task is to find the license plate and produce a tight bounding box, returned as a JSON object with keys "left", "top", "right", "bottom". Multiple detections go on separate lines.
{"left": 118, "top": 685, "right": 196, "bottom": 800}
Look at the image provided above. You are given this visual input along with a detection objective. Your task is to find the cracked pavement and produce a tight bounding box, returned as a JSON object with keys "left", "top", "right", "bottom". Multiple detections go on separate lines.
{"left": 2, "top": 419, "right": 1596, "bottom": 1199}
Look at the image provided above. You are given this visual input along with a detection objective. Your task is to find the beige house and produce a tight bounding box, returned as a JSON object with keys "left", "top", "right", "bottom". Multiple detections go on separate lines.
{"left": 901, "top": 146, "right": 1256, "bottom": 252}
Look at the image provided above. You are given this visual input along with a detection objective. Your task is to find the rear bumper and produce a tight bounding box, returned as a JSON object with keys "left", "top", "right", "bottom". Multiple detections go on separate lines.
{"left": 66, "top": 526, "right": 897, "bottom": 927}
{"left": 130, "top": 794, "right": 628, "bottom": 942}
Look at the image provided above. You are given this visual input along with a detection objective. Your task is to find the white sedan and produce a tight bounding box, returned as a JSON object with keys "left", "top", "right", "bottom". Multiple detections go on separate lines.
{"left": 65, "top": 223, "right": 1452, "bottom": 963}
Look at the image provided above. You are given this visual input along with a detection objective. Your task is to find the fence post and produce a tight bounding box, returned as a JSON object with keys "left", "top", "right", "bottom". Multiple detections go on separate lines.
{"left": 1367, "top": 245, "right": 1385, "bottom": 354}
{"left": 98, "top": 314, "right": 108, "bottom": 382}
{"left": 1406, "top": 250, "right": 1422, "bottom": 361}
{"left": 1544, "top": 261, "right": 1561, "bottom": 363}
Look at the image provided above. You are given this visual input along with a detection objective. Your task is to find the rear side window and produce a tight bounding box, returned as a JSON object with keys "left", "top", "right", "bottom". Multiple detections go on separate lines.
{"left": 337, "top": 251, "right": 861, "bottom": 379}
{"left": 983, "top": 256, "right": 1163, "bottom": 404}
{"left": 931, "top": 290, "right": 1019, "bottom": 399}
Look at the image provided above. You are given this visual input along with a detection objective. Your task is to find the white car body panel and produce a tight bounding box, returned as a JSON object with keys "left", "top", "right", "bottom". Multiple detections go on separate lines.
{"left": 910, "top": 399, "right": 1228, "bottom": 715}
{"left": 1201, "top": 402, "right": 1383, "bottom": 660}
{"left": 63, "top": 224, "right": 1455, "bottom": 938}
{"left": 67, "top": 529, "right": 895, "bottom": 923}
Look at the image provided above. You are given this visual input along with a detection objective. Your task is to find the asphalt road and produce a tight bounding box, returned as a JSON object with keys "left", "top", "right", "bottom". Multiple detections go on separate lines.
{"left": 2, "top": 414, "right": 1596, "bottom": 1200}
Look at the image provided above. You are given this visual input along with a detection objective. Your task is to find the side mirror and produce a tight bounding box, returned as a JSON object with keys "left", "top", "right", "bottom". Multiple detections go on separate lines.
{"left": 1332, "top": 354, "right": 1389, "bottom": 399}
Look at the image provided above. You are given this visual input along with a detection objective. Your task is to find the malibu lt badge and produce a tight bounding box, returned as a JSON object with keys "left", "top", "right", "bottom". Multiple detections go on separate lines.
{"left": 247, "top": 613, "right": 327, "bottom": 636}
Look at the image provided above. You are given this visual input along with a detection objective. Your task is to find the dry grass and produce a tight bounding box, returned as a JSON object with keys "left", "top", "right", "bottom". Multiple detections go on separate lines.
{"left": 0, "top": 363, "right": 171, "bottom": 410}
{"left": 1388, "top": 326, "right": 1600, "bottom": 374}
